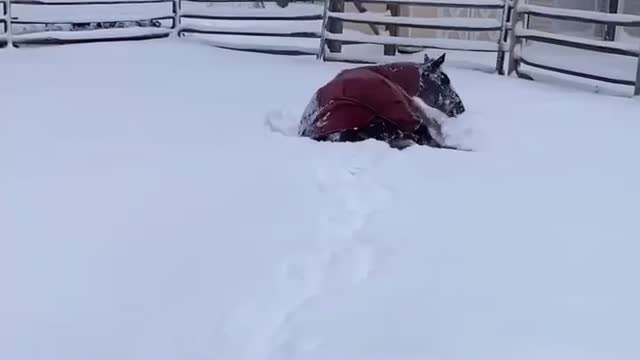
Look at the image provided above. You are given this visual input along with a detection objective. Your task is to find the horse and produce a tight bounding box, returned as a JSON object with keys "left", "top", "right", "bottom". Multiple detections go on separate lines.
{"left": 298, "top": 53, "right": 468, "bottom": 150}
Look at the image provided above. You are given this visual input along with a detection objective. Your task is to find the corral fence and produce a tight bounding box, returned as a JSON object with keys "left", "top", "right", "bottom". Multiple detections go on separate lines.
{"left": 6, "top": 0, "right": 176, "bottom": 47}
{"left": 318, "top": 0, "right": 512, "bottom": 75}
{"left": 176, "top": 0, "right": 324, "bottom": 55}
{"left": 507, "top": 0, "right": 640, "bottom": 96}
{"left": 1, "top": 0, "right": 639, "bottom": 96}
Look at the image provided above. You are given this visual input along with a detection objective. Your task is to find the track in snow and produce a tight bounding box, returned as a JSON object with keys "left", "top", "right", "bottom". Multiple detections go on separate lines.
{"left": 265, "top": 153, "right": 393, "bottom": 360}
{"left": 262, "top": 110, "right": 394, "bottom": 359}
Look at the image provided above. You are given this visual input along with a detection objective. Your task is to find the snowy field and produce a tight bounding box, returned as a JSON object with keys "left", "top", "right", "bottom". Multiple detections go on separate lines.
{"left": 2, "top": 38, "right": 640, "bottom": 360}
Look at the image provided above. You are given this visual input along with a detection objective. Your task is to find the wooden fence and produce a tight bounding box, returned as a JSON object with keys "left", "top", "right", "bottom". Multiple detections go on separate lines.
{"left": 507, "top": 0, "right": 640, "bottom": 96}
{"left": 7, "top": 0, "right": 175, "bottom": 47}
{"left": 318, "top": 0, "right": 511, "bottom": 74}
{"left": 177, "top": 0, "right": 324, "bottom": 56}
{"left": 1, "top": 0, "right": 639, "bottom": 96}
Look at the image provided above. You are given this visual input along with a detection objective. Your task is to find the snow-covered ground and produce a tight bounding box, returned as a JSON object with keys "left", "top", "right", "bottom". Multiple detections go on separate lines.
{"left": 1, "top": 38, "right": 640, "bottom": 360}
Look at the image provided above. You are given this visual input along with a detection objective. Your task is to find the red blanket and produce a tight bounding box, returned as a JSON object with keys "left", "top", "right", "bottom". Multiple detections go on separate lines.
{"left": 299, "top": 62, "right": 428, "bottom": 141}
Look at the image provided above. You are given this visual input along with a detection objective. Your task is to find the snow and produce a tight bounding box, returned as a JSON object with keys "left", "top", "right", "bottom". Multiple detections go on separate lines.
{"left": 180, "top": 34, "right": 320, "bottom": 55}
{"left": 179, "top": 22, "right": 321, "bottom": 36}
{"left": 12, "top": 26, "right": 171, "bottom": 41}
{"left": 13, "top": 12, "right": 171, "bottom": 24}
{"left": 1, "top": 38, "right": 640, "bottom": 360}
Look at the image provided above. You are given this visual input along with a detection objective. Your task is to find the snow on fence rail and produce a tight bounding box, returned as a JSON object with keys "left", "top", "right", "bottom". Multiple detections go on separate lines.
{"left": 507, "top": 0, "right": 640, "bottom": 96}
{"left": 318, "top": 0, "right": 511, "bottom": 74}
{"left": 7, "top": 0, "right": 175, "bottom": 47}
{"left": 176, "top": 0, "right": 324, "bottom": 56}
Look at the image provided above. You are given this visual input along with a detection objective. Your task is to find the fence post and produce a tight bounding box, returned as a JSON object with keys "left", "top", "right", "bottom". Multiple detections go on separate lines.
{"left": 495, "top": 0, "right": 511, "bottom": 74}
{"left": 5, "top": 0, "right": 11, "bottom": 48}
{"left": 327, "top": 0, "right": 344, "bottom": 53}
{"left": 383, "top": 4, "right": 399, "bottom": 56}
{"left": 634, "top": 54, "right": 640, "bottom": 96}
{"left": 172, "top": 0, "right": 181, "bottom": 37}
{"left": 317, "top": 0, "right": 330, "bottom": 60}
{"left": 506, "top": 0, "right": 521, "bottom": 75}
{"left": 604, "top": 0, "right": 619, "bottom": 41}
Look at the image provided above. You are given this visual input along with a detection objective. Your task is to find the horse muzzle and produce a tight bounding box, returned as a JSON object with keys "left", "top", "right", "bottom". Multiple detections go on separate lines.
{"left": 450, "top": 103, "right": 466, "bottom": 117}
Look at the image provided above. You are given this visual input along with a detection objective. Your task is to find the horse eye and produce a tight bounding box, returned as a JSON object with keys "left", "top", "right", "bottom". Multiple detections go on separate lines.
{"left": 442, "top": 74, "right": 450, "bottom": 86}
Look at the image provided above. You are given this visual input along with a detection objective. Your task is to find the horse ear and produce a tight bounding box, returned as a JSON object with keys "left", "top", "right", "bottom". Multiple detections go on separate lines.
{"left": 422, "top": 53, "right": 446, "bottom": 71}
{"left": 432, "top": 53, "right": 446, "bottom": 68}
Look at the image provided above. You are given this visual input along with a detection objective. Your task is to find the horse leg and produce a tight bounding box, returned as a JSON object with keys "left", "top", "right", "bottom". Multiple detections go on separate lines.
{"left": 341, "top": 117, "right": 418, "bottom": 149}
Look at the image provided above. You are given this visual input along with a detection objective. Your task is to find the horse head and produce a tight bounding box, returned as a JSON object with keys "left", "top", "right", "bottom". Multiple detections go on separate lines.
{"left": 416, "top": 53, "right": 465, "bottom": 118}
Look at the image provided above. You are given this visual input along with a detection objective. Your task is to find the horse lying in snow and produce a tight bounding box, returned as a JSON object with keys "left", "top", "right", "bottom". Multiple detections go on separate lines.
{"left": 298, "top": 53, "right": 467, "bottom": 150}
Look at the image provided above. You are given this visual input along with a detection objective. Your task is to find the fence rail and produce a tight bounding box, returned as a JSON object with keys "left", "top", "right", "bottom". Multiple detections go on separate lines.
{"left": 1, "top": 0, "right": 639, "bottom": 96}
{"left": 12, "top": 15, "right": 175, "bottom": 24}
{"left": 176, "top": 0, "right": 323, "bottom": 55}
{"left": 516, "top": 3, "right": 640, "bottom": 26}
{"left": 507, "top": 0, "right": 640, "bottom": 96}
{"left": 326, "top": 12, "right": 503, "bottom": 31}
{"left": 8, "top": 0, "right": 175, "bottom": 47}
